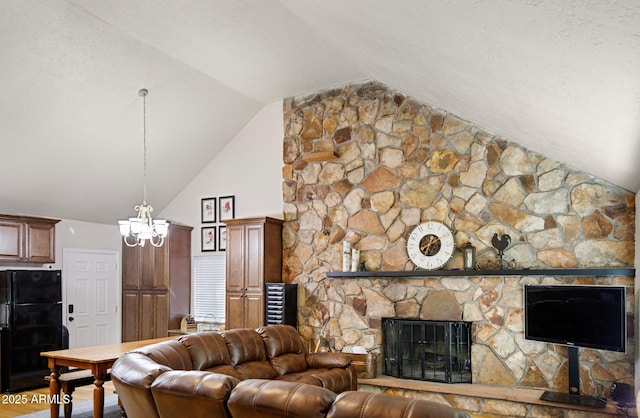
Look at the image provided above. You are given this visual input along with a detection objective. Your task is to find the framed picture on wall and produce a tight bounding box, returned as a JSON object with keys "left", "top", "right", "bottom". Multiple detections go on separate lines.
{"left": 219, "top": 195, "right": 235, "bottom": 221}
{"left": 201, "top": 197, "right": 217, "bottom": 223}
{"left": 201, "top": 226, "right": 216, "bottom": 252}
{"left": 218, "top": 226, "right": 227, "bottom": 251}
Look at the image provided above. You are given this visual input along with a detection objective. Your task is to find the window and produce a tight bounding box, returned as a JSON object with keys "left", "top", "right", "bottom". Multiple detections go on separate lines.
{"left": 192, "top": 255, "right": 226, "bottom": 324}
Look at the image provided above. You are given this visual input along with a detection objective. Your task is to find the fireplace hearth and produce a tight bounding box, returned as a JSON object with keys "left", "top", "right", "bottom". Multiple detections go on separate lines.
{"left": 382, "top": 318, "right": 472, "bottom": 383}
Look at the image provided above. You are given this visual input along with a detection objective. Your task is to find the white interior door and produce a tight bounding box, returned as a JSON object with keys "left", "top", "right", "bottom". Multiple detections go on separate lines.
{"left": 63, "top": 249, "right": 119, "bottom": 348}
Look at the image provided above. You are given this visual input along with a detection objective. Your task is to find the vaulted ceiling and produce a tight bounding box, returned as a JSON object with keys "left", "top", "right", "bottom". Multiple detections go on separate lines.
{"left": 1, "top": 1, "right": 639, "bottom": 224}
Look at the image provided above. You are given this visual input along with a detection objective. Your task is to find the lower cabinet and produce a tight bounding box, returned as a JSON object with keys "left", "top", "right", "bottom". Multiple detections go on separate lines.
{"left": 122, "top": 291, "right": 170, "bottom": 341}
{"left": 226, "top": 292, "right": 264, "bottom": 330}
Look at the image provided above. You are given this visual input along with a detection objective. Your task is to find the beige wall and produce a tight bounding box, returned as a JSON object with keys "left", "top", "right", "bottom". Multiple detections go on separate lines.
{"left": 160, "top": 100, "right": 284, "bottom": 256}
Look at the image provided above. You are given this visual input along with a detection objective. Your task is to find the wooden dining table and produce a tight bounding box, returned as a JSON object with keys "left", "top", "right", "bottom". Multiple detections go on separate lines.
{"left": 41, "top": 336, "right": 176, "bottom": 418}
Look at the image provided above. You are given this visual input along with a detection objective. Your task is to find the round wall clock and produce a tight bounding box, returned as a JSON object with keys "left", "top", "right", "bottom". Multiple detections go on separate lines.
{"left": 407, "top": 221, "right": 455, "bottom": 270}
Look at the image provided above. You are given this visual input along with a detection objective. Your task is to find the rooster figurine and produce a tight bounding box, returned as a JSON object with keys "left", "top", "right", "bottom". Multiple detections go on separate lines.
{"left": 491, "top": 233, "right": 511, "bottom": 260}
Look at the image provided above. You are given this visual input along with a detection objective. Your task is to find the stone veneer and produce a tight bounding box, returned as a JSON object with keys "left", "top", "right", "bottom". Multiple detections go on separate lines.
{"left": 280, "top": 82, "right": 635, "bottom": 402}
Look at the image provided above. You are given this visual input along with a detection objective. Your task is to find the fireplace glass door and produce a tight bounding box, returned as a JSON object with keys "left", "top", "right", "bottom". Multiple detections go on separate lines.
{"left": 383, "top": 318, "right": 471, "bottom": 383}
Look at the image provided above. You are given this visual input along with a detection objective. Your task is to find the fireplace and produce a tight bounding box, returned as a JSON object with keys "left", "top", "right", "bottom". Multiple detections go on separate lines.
{"left": 382, "top": 318, "right": 472, "bottom": 383}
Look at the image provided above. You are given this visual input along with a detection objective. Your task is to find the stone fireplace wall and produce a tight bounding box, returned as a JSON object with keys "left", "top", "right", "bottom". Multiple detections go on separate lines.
{"left": 280, "top": 82, "right": 635, "bottom": 396}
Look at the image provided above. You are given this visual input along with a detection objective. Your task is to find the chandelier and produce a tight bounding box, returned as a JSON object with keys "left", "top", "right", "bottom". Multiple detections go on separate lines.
{"left": 117, "top": 88, "right": 169, "bottom": 247}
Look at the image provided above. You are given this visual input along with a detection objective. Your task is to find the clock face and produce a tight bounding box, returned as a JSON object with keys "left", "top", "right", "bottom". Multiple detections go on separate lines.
{"left": 407, "top": 221, "right": 455, "bottom": 270}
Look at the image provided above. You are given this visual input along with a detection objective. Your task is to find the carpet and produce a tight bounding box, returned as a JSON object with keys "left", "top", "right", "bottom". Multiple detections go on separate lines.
{"left": 17, "top": 394, "right": 121, "bottom": 418}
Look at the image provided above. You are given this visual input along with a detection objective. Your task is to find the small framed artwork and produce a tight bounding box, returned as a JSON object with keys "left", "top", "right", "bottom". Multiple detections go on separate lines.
{"left": 218, "top": 226, "right": 227, "bottom": 251}
{"left": 219, "top": 195, "right": 235, "bottom": 221}
{"left": 201, "top": 226, "right": 216, "bottom": 252}
{"left": 201, "top": 197, "right": 217, "bottom": 223}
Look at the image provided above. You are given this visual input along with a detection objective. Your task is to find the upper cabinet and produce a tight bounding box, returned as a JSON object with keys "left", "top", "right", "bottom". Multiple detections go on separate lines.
{"left": 0, "top": 215, "right": 59, "bottom": 263}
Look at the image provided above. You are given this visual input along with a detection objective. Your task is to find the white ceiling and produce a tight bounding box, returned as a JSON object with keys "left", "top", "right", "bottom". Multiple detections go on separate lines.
{"left": 1, "top": 0, "right": 639, "bottom": 224}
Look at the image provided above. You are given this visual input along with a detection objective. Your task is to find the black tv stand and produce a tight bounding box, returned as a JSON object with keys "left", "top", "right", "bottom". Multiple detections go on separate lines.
{"left": 541, "top": 391, "right": 606, "bottom": 408}
{"left": 540, "top": 346, "right": 606, "bottom": 408}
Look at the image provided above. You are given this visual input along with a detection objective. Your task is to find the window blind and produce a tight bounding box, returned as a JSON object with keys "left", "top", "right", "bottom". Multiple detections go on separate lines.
{"left": 192, "top": 254, "right": 226, "bottom": 323}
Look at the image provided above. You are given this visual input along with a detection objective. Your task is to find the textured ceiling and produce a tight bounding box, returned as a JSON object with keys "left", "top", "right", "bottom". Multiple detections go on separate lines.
{"left": 0, "top": 0, "right": 638, "bottom": 224}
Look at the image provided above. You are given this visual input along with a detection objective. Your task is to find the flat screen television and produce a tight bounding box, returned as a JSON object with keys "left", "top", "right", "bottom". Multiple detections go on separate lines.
{"left": 523, "top": 284, "right": 626, "bottom": 408}
{"left": 524, "top": 284, "right": 626, "bottom": 352}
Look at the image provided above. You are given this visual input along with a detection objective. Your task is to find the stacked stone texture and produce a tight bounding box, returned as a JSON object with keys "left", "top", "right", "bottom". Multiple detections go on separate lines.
{"left": 281, "top": 82, "right": 634, "bottom": 400}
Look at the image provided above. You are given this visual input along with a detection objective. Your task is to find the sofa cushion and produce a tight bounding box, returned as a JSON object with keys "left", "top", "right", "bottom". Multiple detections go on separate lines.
{"left": 307, "top": 352, "right": 351, "bottom": 369}
{"left": 234, "top": 360, "right": 279, "bottom": 380}
{"left": 327, "top": 391, "right": 470, "bottom": 418}
{"left": 258, "top": 325, "right": 308, "bottom": 375}
{"left": 151, "top": 370, "right": 240, "bottom": 418}
{"left": 228, "top": 379, "right": 336, "bottom": 418}
{"left": 307, "top": 368, "right": 355, "bottom": 393}
{"left": 223, "top": 328, "right": 278, "bottom": 379}
{"left": 133, "top": 339, "right": 193, "bottom": 371}
{"left": 206, "top": 364, "right": 244, "bottom": 380}
{"left": 274, "top": 372, "right": 322, "bottom": 386}
{"left": 179, "top": 332, "right": 231, "bottom": 370}
{"left": 269, "top": 352, "right": 308, "bottom": 375}
{"left": 223, "top": 328, "right": 269, "bottom": 365}
{"left": 258, "top": 325, "right": 306, "bottom": 357}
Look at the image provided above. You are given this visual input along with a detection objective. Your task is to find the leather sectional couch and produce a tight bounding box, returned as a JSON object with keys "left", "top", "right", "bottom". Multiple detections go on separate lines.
{"left": 112, "top": 325, "right": 357, "bottom": 418}
{"left": 112, "top": 324, "right": 469, "bottom": 418}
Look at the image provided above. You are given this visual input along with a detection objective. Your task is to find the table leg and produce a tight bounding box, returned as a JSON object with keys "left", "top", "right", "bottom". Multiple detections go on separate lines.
{"left": 92, "top": 375, "right": 105, "bottom": 418}
{"left": 48, "top": 366, "right": 61, "bottom": 418}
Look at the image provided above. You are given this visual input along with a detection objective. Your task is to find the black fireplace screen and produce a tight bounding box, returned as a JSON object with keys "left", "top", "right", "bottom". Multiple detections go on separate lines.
{"left": 383, "top": 318, "right": 472, "bottom": 383}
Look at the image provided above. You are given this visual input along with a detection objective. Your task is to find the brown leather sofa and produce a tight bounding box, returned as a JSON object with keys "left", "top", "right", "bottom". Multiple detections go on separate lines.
{"left": 111, "top": 325, "right": 357, "bottom": 418}
{"left": 228, "top": 379, "right": 470, "bottom": 418}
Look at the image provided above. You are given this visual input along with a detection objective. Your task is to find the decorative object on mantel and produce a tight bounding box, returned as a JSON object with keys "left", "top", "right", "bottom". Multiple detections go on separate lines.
{"left": 350, "top": 248, "right": 360, "bottom": 272}
{"left": 118, "top": 88, "right": 169, "bottom": 247}
{"left": 476, "top": 233, "right": 516, "bottom": 270}
{"left": 342, "top": 241, "right": 351, "bottom": 272}
{"left": 492, "top": 233, "right": 511, "bottom": 258}
{"left": 406, "top": 221, "right": 455, "bottom": 270}
{"left": 462, "top": 242, "right": 476, "bottom": 270}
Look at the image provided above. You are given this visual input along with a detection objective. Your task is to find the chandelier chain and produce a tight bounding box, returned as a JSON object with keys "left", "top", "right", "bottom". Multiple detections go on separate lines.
{"left": 117, "top": 88, "right": 169, "bottom": 247}
{"left": 140, "top": 88, "right": 148, "bottom": 205}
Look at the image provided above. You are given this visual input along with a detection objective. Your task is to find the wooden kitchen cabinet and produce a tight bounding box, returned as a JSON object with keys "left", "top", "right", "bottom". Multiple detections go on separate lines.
{"left": 121, "top": 223, "right": 192, "bottom": 342}
{"left": 225, "top": 217, "right": 283, "bottom": 330}
{"left": 0, "top": 214, "right": 59, "bottom": 263}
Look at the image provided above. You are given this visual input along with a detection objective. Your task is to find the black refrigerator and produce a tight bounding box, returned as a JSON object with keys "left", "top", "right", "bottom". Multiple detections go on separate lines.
{"left": 0, "top": 270, "right": 64, "bottom": 392}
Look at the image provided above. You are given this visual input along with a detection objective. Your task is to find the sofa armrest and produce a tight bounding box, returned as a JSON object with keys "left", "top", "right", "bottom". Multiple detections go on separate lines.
{"left": 228, "top": 379, "right": 336, "bottom": 418}
{"left": 306, "top": 352, "right": 351, "bottom": 369}
{"left": 111, "top": 353, "right": 172, "bottom": 418}
{"left": 151, "top": 370, "right": 240, "bottom": 418}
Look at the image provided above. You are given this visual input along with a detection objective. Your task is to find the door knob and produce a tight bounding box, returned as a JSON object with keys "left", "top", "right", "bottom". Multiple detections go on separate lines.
{"left": 68, "top": 317, "right": 74, "bottom": 322}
